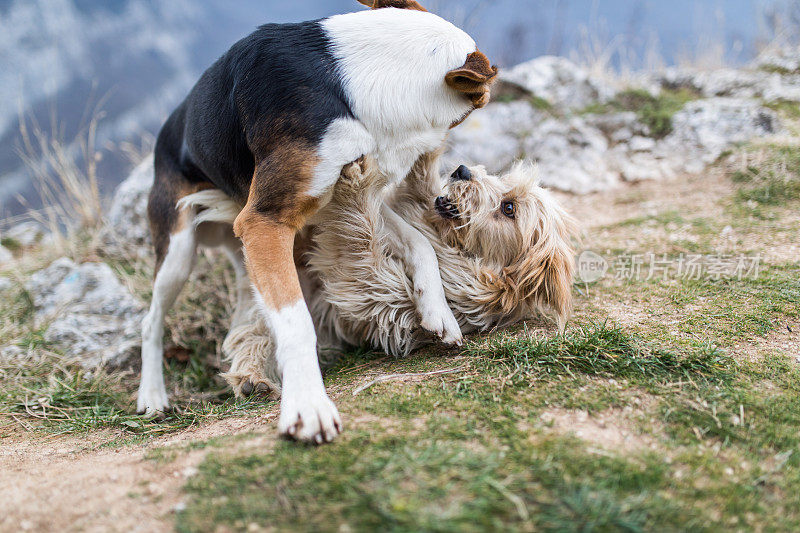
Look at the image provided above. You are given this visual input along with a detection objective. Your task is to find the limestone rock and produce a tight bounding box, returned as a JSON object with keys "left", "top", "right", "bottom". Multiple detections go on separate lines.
{"left": 523, "top": 117, "right": 620, "bottom": 193}
{"left": 26, "top": 257, "right": 145, "bottom": 368}
{"left": 104, "top": 154, "right": 154, "bottom": 258}
{"left": 501, "top": 56, "right": 615, "bottom": 110}
{"left": 444, "top": 101, "right": 542, "bottom": 173}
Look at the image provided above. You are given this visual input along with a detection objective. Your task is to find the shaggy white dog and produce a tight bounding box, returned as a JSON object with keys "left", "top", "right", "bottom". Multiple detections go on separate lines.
{"left": 183, "top": 151, "right": 576, "bottom": 397}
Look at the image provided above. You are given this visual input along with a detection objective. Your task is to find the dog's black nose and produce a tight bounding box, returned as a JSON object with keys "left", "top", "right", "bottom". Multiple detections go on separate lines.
{"left": 451, "top": 165, "right": 472, "bottom": 181}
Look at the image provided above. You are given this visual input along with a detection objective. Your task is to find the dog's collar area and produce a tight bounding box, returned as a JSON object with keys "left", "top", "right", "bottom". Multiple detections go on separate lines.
{"left": 435, "top": 196, "right": 460, "bottom": 219}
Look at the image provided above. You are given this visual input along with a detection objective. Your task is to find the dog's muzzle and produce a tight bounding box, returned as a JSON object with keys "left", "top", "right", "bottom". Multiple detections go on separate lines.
{"left": 435, "top": 196, "right": 460, "bottom": 219}
{"left": 451, "top": 165, "right": 472, "bottom": 182}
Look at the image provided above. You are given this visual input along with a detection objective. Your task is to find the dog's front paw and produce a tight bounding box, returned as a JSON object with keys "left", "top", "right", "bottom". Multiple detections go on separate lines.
{"left": 136, "top": 384, "right": 170, "bottom": 417}
{"left": 419, "top": 304, "right": 463, "bottom": 346}
{"left": 278, "top": 387, "right": 342, "bottom": 444}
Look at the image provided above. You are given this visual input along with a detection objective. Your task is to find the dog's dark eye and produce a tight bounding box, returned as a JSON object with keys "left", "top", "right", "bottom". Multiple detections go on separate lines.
{"left": 501, "top": 201, "right": 516, "bottom": 219}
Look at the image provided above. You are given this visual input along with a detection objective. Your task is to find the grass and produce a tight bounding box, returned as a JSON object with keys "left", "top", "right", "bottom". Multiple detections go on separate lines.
{"left": 494, "top": 92, "right": 555, "bottom": 114}
{"left": 465, "top": 323, "right": 734, "bottom": 386}
{"left": 583, "top": 88, "right": 698, "bottom": 138}
{"left": 176, "top": 322, "right": 800, "bottom": 532}
{"left": 731, "top": 146, "right": 800, "bottom": 206}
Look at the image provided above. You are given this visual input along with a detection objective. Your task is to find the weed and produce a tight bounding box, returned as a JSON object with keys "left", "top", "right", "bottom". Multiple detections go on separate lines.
{"left": 585, "top": 88, "right": 698, "bottom": 138}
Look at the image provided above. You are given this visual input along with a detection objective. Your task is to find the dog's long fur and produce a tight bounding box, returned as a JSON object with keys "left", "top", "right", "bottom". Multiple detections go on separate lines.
{"left": 307, "top": 153, "right": 576, "bottom": 356}
{"left": 181, "top": 152, "right": 576, "bottom": 376}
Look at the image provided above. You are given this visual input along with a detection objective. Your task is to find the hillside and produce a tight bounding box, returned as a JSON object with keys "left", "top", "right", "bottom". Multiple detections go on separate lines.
{"left": 1, "top": 51, "right": 799, "bottom": 531}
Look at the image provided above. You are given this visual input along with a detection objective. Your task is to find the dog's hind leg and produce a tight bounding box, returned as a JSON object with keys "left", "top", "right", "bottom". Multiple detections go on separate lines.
{"left": 137, "top": 160, "right": 203, "bottom": 416}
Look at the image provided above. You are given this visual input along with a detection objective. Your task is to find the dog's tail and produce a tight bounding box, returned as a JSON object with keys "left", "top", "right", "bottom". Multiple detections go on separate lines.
{"left": 177, "top": 189, "right": 242, "bottom": 226}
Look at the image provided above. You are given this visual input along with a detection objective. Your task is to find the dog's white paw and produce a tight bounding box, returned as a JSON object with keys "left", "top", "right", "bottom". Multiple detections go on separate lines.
{"left": 136, "top": 383, "right": 170, "bottom": 417}
{"left": 278, "top": 387, "right": 342, "bottom": 444}
{"left": 419, "top": 303, "right": 463, "bottom": 346}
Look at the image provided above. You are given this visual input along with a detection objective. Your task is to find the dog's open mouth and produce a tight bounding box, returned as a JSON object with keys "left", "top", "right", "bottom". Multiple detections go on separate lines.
{"left": 435, "top": 196, "right": 460, "bottom": 219}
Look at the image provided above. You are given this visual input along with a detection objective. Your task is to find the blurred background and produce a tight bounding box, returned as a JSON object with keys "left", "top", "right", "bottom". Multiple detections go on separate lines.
{"left": 1, "top": 0, "right": 798, "bottom": 217}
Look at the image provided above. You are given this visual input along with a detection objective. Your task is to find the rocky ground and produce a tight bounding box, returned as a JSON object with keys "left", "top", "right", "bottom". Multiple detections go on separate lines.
{"left": 1, "top": 51, "right": 799, "bottom": 532}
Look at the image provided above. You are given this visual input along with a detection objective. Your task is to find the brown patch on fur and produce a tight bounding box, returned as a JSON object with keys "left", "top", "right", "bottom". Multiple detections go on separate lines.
{"left": 231, "top": 132, "right": 324, "bottom": 311}
{"left": 148, "top": 160, "right": 214, "bottom": 276}
{"left": 445, "top": 50, "right": 498, "bottom": 109}
{"left": 356, "top": 0, "right": 427, "bottom": 11}
{"left": 247, "top": 137, "right": 321, "bottom": 229}
{"left": 234, "top": 209, "right": 305, "bottom": 310}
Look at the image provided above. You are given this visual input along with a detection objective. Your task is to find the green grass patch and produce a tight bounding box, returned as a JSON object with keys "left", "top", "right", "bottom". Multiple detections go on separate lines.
{"left": 0, "top": 364, "right": 269, "bottom": 437}
{"left": 733, "top": 145, "right": 800, "bottom": 206}
{"left": 585, "top": 88, "right": 698, "bottom": 138}
{"left": 675, "top": 264, "right": 800, "bottom": 343}
{"left": 466, "top": 322, "right": 734, "bottom": 387}
{"left": 1, "top": 236, "right": 21, "bottom": 251}
{"left": 765, "top": 99, "right": 800, "bottom": 120}
{"left": 178, "top": 414, "right": 694, "bottom": 532}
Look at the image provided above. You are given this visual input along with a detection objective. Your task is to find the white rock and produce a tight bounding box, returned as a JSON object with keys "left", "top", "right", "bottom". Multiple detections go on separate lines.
{"left": 26, "top": 257, "right": 145, "bottom": 368}
{"left": 761, "top": 74, "right": 800, "bottom": 103}
{"left": 628, "top": 136, "right": 657, "bottom": 152}
{"left": 104, "top": 154, "right": 154, "bottom": 257}
{"left": 444, "top": 101, "right": 542, "bottom": 173}
{"left": 0, "top": 276, "right": 12, "bottom": 292}
{"left": 5, "top": 221, "right": 44, "bottom": 247}
{"left": 523, "top": 117, "right": 620, "bottom": 193}
{"left": 611, "top": 127, "right": 634, "bottom": 143}
{"left": 608, "top": 146, "right": 676, "bottom": 182}
{"left": 695, "top": 69, "right": 763, "bottom": 98}
{"left": 661, "top": 98, "right": 781, "bottom": 168}
{"left": 0, "top": 245, "right": 13, "bottom": 264}
{"left": 756, "top": 47, "right": 800, "bottom": 73}
{"left": 658, "top": 66, "right": 800, "bottom": 103}
{"left": 584, "top": 112, "right": 650, "bottom": 139}
{"left": 501, "top": 56, "right": 615, "bottom": 110}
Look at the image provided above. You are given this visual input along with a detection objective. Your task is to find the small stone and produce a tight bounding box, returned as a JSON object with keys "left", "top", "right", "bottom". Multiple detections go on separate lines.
{"left": 628, "top": 135, "right": 656, "bottom": 152}
{"left": 5, "top": 221, "right": 44, "bottom": 247}
{"left": 0, "top": 245, "right": 13, "bottom": 264}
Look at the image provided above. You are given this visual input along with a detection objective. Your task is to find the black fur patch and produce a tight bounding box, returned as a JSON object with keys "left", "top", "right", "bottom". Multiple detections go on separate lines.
{"left": 154, "top": 20, "right": 352, "bottom": 207}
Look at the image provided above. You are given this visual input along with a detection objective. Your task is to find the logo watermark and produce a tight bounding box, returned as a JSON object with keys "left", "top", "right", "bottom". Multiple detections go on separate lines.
{"left": 577, "top": 252, "right": 761, "bottom": 284}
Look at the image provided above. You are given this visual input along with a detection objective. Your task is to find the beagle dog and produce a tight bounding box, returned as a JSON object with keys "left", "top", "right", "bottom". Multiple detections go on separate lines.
{"left": 137, "top": 0, "right": 498, "bottom": 443}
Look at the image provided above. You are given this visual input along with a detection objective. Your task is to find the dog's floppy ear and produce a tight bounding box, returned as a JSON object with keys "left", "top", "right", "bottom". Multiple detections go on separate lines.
{"left": 499, "top": 238, "right": 575, "bottom": 331}
{"left": 446, "top": 50, "right": 499, "bottom": 108}
{"left": 484, "top": 187, "right": 577, "bottom": 331}
{"left": 356, "top": 0, "right": 427, "bottom": 11}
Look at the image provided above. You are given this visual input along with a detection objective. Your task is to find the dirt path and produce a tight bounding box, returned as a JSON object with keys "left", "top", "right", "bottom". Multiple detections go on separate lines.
{"left": 0, "top": 413, "right": 276, "bottom": 533}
